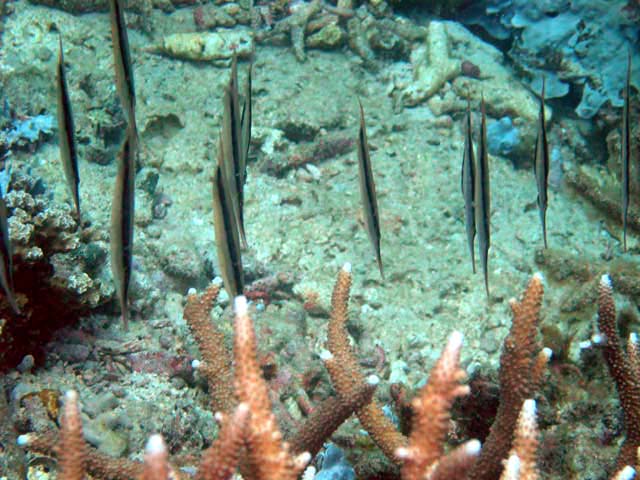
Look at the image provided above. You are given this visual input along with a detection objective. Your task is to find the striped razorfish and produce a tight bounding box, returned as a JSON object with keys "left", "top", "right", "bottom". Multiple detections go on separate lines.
{"left": 240, "top": 62, "right": 252, "bottom": 199}
{"left": 0, "top": 190, "right": 19, "bottom": 314}
{"left": 108, "top": 0, "right": 136, "bottom": 129}
{"left": 221, "top": 57, "right": 247, "bottom": 248}
{"left": 56, "top": 35, "right": 81, "bottom": 221}
{"left": 110, "top": 125, "right": 136, "bottom": 330}
{"left": 475, "top": 96, "right": 490, "bottom": 298}
{"left": 534, "top": 78, "right": 550, "bottom": 249}
{"left": 212, "top": 133, "right": 244, "bottom": 299}
{"left": 622, "top": 52, "right": 632, "bottom": 252}
{"left": 461, "top": 97, "right": 476, "bottom": 273}
{"left": 356, "top": 100, "right": 384, "bottom": 279}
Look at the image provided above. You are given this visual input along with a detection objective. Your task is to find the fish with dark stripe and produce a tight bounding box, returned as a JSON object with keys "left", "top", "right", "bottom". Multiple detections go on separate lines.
{"left": 534, "top": 78, "right": 550, "bottom": 248}
{"left": 221, "top": 84, "right": 246, "bottom": 248}
{"left": 475, "top": 96, "right": 490, "bottom": 297}
{"left": 0, "top": 191, "right": 19, "bottom": 314}
{"left": 461, "top": 98, "right": 476, "bottom": 273}
{"left": 56, "top": 35, "right": 81, "bottom": 221}
{"left": 110, "top": 125, "right": 136, "bottom": 330}
{"left": 109, "top": 0, "right": 136, "bottom": 129}
{"left": 240, "top": 62, "right": 252, "bottom": 192}
{"left": 356, "top": 100, "right": 384, "bottom": 279}
{"left": 212, "top": 134, "right": 244, "bottom": 299}
{"left": 622, "top": 52, "right": 632, "bottom": 252}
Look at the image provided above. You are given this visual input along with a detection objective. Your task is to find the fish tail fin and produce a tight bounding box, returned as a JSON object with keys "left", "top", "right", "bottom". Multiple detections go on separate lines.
{"left": 543, "top": 218, "right": 548, "bottom": 249}
{"left": 8, "top": 293, "right": 20, "bottom": 315}
{"left": 122, "top": 306, "right": 129, "bottom": 331}
{"left": 484, "top": 269, "right": 490, "bottom": 299}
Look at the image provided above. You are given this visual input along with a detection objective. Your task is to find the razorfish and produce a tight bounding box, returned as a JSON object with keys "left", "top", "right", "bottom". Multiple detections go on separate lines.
{"left": 534, "top": 78, "right": 550, "bottom": 249}
{"left": 212, "top": 134, "right": 244, "bottom": 299}
{"left": 0, "top": 191, "right": 19, "bottom": 314}
{"left": 356, "top": 100, "right": 384, "bottom": 279}
{"left": 56, "top": 35, "right": 81, "bottom": 221}
{"left": 108, "top": 0, "right": 136, "bottom": 129}
{"left": 475, "top": 97, "right": 490, "bottom": 297}
{"left": 461, "top": 98, "right": 476, "bottom": 273}
{"left": 110, "top": 125, "right": 136, "bottom": 330}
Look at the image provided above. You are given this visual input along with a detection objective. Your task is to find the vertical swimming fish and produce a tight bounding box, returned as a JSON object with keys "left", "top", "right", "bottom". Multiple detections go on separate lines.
{"left": 622, "top": 52, "right": 632, "bottom": 252}
{"left": 533, "top": 78, "right": 550, "bottom": 249}
{"left": 356, "top": 100, "right": 384, "bottom": 279}
{"left": 461, "top": 98, "right": 476, "bottom": 273}
{"left": 221, "top": 83, "right": 246, "bottom": 248}
{"left": 240, "top": 62, "right": 252, "bottom": 187}
{"left": 475, "top": 96, "right": 490, "bottom": 297}
{"left": 0, "top": 191, "right": 19, "bottom": 314}
{"left": 109, "top": 0, "right": 136, "bottom": 129}
{"left": 56, "top": 36, "right": 81, "bottom": 221}
{"left": 212, "top": 134, "right": 244, "bottom": 299}
{"left": 110, "top": 125, "right": 136, "bottom": 330}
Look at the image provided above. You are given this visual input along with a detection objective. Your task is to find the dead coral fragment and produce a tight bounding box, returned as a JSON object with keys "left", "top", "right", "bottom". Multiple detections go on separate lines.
{"left": 151, "top": 30, "right": 254, "bottom": 63}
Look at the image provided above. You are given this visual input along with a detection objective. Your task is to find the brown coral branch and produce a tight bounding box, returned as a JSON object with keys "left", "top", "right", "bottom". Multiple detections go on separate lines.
{"left": 396, "top": 331, "right": 478, "bottom": 480}
{"left": 184, "top": 283, "right": 236, "bottom": 413}
{"left": 597, "top": 274, "right": 640, "bottom": 472}
{"left": 233, "top": 296, "right": 310, "bottom": 480}
{"left": 468, "top": 274, "right": 546, "bottom": 480}
{"left": 196, "top": 403, "right": 250, "bottom": 480}
{"left": 58, "top": 390, "right": 85, "bottom": 480}
{"left": 290, "top": 353, "right": 378, "bottom": 458}
{"left": 140, "top": 435, "right": 171, "bottom": 480}
{"left": 503, "top": 399, "right": 540, "bottom": 480}
{"left": 326, "top": 263, "right": 407, "bottom": 462}
{"left": 19, "top": 430, "right": 144, "bottom": 480}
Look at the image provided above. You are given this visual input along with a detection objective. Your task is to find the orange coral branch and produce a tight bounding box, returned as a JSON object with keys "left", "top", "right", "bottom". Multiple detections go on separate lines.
{"left": 291, "top": 352, "right": 378, "bottom": 458}
{"left": 397, "top": 331, "right": 478, "bottom": 480}
{"left": 196, "top": 403, "right": 250, "bottom": 480}
{"left": 184, "top": 283, "right": 236, "bottom": 413}
{"left": 58, "top": 390, "right": 85, "bottom": 480}
{"left": 326, "top": 263, "right": 407, "bottom": 462}
{"left": 140, "top": 435, "right": 171, "bottom": 480}
{"left": 597, "top": 274, "right": 640, "bottom": 472}
{"left": 468, "top": 273, "right": 546, "bottom": 480}
{"left": 233, "top": 296, "right": 310, "bottom": 480}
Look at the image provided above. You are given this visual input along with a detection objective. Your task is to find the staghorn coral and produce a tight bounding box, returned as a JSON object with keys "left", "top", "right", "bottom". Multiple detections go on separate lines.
{"left": 596, "top": 275, "right": 640, "bottom": 472}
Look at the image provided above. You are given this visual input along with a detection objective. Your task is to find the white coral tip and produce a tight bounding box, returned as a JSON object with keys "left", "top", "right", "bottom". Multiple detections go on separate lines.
{"left": 367, "top": 374, "right": 380, "bottom": 386}
{"left": 319, "top": 349, "right": 334, "bottom": 361}
{"left": 342, "top": 262, "right": 352, "bottom": 273}
{"left": 145, "top": 434, "right": 166, "bottom": 454}
{"left": 234, "top": 295, "right": 248, "bottom": 315}
{"left": 465, "top": 439, "right": 481, "bottom": 455}
{"left": 449, "top": 331, "right": 464, "bottom": 350}
{"left": 601, "top": 274, "right": 612, "bottom": 288}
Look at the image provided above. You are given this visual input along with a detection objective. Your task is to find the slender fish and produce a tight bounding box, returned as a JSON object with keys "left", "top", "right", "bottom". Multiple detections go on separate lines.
{"left": 56, "top": 36, "right": 81, "bottom": 221}
{"left": 356, "top": 100, "right": 384, "bottom": 279}
{"left": 221, "top": 83, "right": 246, "bottom": 248}
{"left": 0, "top": 192, "right": 19, "bottom": 314}
{"left": 534, "top": 78, "right": 550, "bottom": 248}
{"left": 240, "top": 62, "right": 252, "bottom": 188}
{"left": 109, "top": 0, "right": 136, "bottom": 128}
{"left": 461, "top": 98, "right": 476, "bottom": 273}
{"left": 110, "top": 125, "right": 136, "bottom": 330}
{"left": 622, "top": 52, "right": 631, "bottom": 252}
{"left": 212, "top": 134, "right": 244, "bottom": 299}
{"left": 475, "top": 96, "right": 490, "bottom": 297}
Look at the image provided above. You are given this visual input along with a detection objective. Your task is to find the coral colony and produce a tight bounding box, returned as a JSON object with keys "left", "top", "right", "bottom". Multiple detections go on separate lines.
{"left": 0, "top": 0, "right": 640, "bottom": 479}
